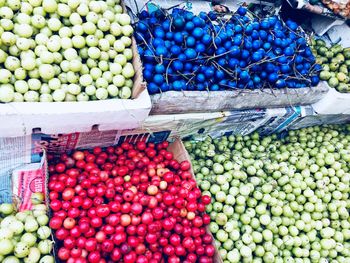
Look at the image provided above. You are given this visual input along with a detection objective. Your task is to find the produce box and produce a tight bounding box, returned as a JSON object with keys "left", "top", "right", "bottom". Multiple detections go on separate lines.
{"left": 45, "top": 135, "right": 220, "bottom": 262}
{"left": 1, "top": 131, "right": 220, "bottom": 261}
{"left": 0, "top": 0, "right": 152, "bottom": 138}
{"left": 311, "top": 15, "right": 345, "bottom": 36}
{"left": 135, "top": 107, "right": 308, "bottom": 140}
{"left": 127, "top": 0, "right": 328, "bottom": 115}
{"left": 150, "top": 83, "right": 329, "bottom": 114}
{"left": 0, "top": 38, "right": 151, "bottom": 138}
{"left": 312, "top": 85, "right": 350, "bottom": 114}
{"left": 327, "top": 23, "right": 350, "bottom": 47}
{"left": 0, "top": 105, "right": 309, "bottom": 166}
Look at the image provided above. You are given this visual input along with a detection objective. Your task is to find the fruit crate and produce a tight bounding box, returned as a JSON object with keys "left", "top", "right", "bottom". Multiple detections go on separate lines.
{"left": 43, "top": 136, "right": 221, "bottom": 263}
{"left": 312, "top": 82, "right": 350, "bottom": 114}
{"left": 0, "top": 36, "right": 151, "bottom": 138}
{"left": 0, "top": 0, "right": 153, "bottom": 138}
{"left": 126, "top": 0, "right": 329, "bottom": 115}
{"left": 150, "top": 82, "right": 329, "bottom": 114}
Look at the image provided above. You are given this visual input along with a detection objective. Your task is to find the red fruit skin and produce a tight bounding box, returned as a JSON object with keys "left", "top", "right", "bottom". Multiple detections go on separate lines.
{"left": 58, "top": 247, "right": 70, "bottom": 261}
{"left": 49, "top": 216, "right": 63, "bottom": 230}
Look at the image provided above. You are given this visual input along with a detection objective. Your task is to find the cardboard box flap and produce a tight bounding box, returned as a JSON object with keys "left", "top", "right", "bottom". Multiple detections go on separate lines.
{"left": 0, "top": 89, "right": 151, "bottom": 137}
{"left": 151, "top": 82, "right": 329, "bottom": 114}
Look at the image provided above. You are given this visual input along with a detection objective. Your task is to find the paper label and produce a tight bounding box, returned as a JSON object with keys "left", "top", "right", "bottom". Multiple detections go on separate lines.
{"left": 12, "top": 161, "right": 46, "bottom": 211}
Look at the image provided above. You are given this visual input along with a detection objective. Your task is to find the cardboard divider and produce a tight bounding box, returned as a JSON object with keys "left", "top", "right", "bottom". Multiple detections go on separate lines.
{"left": 131, "top": 35, "right": 147, "bottom": 99}
{"left": 122, "top": 0, "right": 146, "bottom": 100}
{"left": 312, "top": 83, "right": 350, "bottom": 115}
{"left": 151, "top": 82, "right": 329, "bottom": 115}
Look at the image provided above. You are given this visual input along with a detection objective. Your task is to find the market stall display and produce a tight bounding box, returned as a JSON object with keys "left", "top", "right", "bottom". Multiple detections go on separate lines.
{"left": 2, "top": 119, "right": 350, "bottom": 262}
{"left": 185, "top": 125, "right": 350, "bottom": 262}
{"left": 0, "top": 0, "right": 350, "bottom": 262}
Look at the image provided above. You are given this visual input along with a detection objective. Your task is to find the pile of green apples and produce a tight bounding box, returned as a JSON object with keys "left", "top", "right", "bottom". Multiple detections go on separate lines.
{"left": 312, "top": 39, "right": 350, "bottom": 93}
{"left": 0, "top": 193, "right": 54, "bottom": 263}
{"left": 0, "top": 0, "right": 135, "bottom": 102}
{"left": 185, "top": 125, "right": 350, "bottom": 263}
